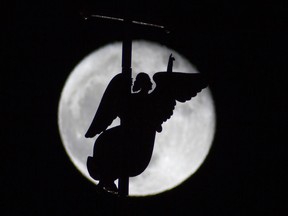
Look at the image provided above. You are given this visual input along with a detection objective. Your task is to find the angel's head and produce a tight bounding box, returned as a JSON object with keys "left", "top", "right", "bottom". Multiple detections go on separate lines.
{"left": 132, "top": 72, "right": 153, "bottom": 94}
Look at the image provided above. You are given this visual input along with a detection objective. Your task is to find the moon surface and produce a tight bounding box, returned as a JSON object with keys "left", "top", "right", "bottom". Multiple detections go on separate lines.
{"left": 58, "top": 40, "right": 215, "bottom": 196}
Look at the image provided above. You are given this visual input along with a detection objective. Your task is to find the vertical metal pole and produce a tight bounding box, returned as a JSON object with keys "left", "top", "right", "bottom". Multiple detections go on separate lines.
{"left": 121, "top": 20, "right": 132, "bottom": 79}
{"left": 119, "top": 19, "right": 132, "bottom": 197}
{"left": 119, "top": 176, "right": 129, "bottom": 197}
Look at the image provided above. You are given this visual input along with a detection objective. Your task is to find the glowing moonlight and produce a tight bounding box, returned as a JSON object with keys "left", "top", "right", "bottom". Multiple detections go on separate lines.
{"left": 58, "top": 40, "right": 215, "bottom": 196}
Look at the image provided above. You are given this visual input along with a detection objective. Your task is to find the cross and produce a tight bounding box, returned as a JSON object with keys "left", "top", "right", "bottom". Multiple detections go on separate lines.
{"left": 82, "top": 12, "right": 168, "bottom": 197}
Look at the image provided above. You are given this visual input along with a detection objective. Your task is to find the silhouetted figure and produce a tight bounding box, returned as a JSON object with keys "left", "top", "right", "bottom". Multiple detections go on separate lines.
{"left": 85, "top": 55, "right": 208, "bottom": 194}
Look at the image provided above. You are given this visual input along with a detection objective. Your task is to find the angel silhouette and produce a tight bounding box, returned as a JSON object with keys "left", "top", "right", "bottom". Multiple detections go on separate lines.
{"left": 85, "top": 54, "right": 208, "bottom": 193}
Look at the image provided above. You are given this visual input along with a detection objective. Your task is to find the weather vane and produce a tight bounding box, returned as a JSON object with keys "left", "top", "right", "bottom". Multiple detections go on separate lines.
{"left": 82, "top": 12, "right": 208, "bottom": 197}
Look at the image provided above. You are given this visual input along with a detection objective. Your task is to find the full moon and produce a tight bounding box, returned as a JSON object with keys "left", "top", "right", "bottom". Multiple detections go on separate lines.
{"left": 58, "top": 40, "right": 215, "bottom": 196}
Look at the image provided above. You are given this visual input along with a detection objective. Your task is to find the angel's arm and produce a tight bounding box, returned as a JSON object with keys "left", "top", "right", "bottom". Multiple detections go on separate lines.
{"left": 167, "top": 54, "right": 175, "bottom": 73}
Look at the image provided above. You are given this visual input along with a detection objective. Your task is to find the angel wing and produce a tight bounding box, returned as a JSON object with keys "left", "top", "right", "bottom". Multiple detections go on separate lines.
{"left": 85, "top": 73, "right": 129, "bottom": 138}
{"left": 150, "top": 71, "right": 208, "bottom": 132}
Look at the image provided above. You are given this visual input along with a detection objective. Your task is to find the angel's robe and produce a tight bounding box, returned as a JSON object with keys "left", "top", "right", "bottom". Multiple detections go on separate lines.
{"left": 87, "top": 91, "right": 157, "bottom": 181}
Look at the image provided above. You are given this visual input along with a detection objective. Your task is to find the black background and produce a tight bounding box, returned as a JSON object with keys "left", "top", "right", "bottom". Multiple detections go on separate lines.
{"left": 2, "top": 0, "right": 287, "bottom": 215}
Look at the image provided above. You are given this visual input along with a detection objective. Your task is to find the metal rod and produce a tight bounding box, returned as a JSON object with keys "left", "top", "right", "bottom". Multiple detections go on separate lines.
{"left": 85, "top": 14, "right": 166, "bottom": 31}
{"left": 118, "top": 176, "right": 129, "bottom": 197}
{"left": 132, "top": 20, "right": 165, "bottom": 29}
{"left": 90, "top": 14, "right": 124, "bottom": 22}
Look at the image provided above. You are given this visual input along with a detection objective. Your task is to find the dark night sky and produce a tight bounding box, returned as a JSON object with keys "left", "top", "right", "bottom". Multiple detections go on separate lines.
{"left": 2, "top": 0, "right": 287, "bottom": 215}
